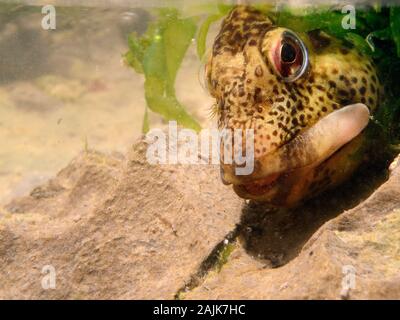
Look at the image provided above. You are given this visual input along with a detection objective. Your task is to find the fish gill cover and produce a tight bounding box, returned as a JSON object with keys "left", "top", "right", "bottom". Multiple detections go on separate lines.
{"left": 124, "top": 3, "right": 400, "bottom": 150}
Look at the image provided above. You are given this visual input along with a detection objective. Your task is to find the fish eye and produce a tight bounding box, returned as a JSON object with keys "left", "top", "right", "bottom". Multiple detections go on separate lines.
{"left": 274, "top": 30, "right": 309, "bottom": 82}
{"left": 281, "top": 42, "right": 296, "bottom": 63}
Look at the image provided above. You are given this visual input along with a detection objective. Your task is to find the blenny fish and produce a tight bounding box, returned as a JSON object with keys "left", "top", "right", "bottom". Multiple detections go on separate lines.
{"left": 206, "top": 6, "right": 382, "bottom": 206}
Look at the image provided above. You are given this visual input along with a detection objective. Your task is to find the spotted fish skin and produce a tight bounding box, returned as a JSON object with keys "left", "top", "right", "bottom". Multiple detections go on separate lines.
{"left": 207, "top": 6, "right": 382, "bottom": 206}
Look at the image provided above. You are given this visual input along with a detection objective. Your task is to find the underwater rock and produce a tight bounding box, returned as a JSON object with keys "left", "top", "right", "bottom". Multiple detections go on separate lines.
{"left": 185, "top": 156, "right": 400, "bottom": 300}
{"left": 0, "top": 137, "right": 399, "bottom": 299}
{"left": 0, "top": 138, "right": 242, "bottom": 299}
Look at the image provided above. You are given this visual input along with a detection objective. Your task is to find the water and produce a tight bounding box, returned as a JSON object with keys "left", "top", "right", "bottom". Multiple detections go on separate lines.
{"left": 0, "top": 0, "right": 399, "bottom": 204}
{"left": 0, "top": 2, "right": 212, "bottom": 203}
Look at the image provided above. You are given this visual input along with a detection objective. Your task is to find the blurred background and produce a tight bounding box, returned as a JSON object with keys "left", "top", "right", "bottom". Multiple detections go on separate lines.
{"left": 0, "top": 2, "right": 215, "bottom": 204}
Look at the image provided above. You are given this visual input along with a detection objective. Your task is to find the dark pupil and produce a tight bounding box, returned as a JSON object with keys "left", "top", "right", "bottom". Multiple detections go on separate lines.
{"left": 281, "top": 42, "right": 296, "bottom": 63}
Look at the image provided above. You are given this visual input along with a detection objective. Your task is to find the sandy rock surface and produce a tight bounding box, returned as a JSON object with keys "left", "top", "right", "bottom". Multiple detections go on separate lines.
{"left": 0, "top": 139, "right": 243, "bottom": 299}
{"left": 186, "top": 157, "right": 400, "bottom": 300}
{"left": 0, "top": 138, "right": 399, "bottom": 299}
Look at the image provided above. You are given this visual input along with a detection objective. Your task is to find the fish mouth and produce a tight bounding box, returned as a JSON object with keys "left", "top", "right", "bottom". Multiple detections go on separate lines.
{"left": 221, "top": 103, "right": 370, "bottom": 197}
{"left": 235, "top": 172, "right": 281, "bottom": 197}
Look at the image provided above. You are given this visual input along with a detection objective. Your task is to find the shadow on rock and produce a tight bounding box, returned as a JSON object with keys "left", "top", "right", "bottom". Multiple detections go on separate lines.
{"left": 238, "top": 161, "right": 391, "bottom": 268}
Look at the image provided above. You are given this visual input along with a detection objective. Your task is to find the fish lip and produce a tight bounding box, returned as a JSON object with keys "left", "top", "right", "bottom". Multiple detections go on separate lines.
{"left": 233, "top": 140, "right": 345, "bottom": 199}
{"left": 220, "top": 103, "right": 370, "bottom": 189}
{"left": 234, "top": 172, "right": 282, "bottom": 196}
